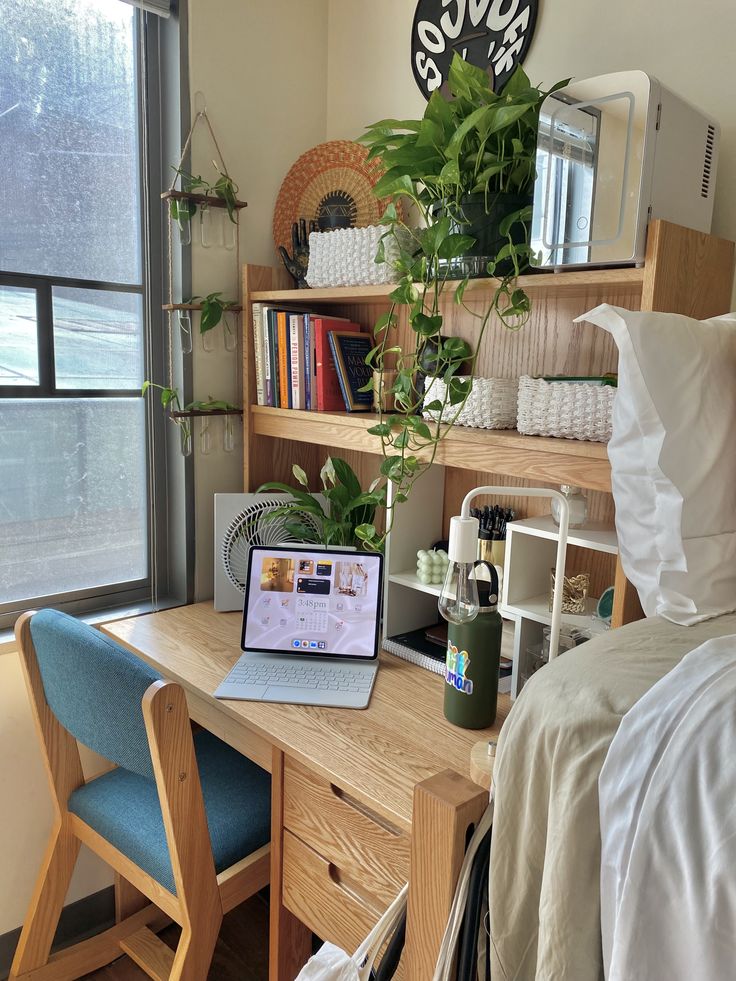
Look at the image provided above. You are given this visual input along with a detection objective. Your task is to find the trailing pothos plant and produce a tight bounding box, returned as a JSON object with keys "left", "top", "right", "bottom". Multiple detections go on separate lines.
{"left": 141, "top": 381, "right": 237, "bottom": 448}
{"left": 184, "top": 292, "right": 239, "bottom": 336}
{"left": 169, "top": 163, "right": 240, "bottom": 226}
{"left": 257, "top": 457, "right": 387, "bottom": 551}
{"left": 356, "top": 55, "right": 569, "bottom": 521}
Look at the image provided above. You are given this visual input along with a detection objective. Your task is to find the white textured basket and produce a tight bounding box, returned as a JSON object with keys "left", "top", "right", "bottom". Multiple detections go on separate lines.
{"left": 305, "top": 225, "right": 410, "bottom": 287}
{"left": 423, "top": 376, "right": 519, "bottom": 430}
{"left": 516, "top": 376, "right": 616, "bottom": 442}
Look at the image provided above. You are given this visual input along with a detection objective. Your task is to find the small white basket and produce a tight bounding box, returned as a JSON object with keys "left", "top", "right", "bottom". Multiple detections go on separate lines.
{"left": 516, "top": 376, "right": 615, "bottom": 442}
{"left": 306, "top": 225, "right": 410, "bottom": 288}
{"left": 423, "top": 376, "right": 519, "bottom": 430}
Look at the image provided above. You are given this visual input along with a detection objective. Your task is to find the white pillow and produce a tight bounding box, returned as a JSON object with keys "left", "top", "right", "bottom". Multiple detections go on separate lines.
{"left": 577, "top": 304, "right": 736, "bottom": 625}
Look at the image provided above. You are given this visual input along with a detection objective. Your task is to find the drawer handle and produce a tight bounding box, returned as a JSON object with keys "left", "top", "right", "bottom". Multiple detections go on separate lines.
{"left": 330, "top": 784, "right": 404, "bottom": 839}
{"left": 328, "top": 862, "right": 383, "bottom": 916}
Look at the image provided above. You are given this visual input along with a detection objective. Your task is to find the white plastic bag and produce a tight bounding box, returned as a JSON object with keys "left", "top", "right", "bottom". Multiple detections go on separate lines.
{"left": 295, "top": 882, "right": 408, "bottom": 981}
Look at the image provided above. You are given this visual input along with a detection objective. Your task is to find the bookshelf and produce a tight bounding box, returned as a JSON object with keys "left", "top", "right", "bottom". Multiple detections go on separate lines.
{"left": 242, "top": 220, "right": 735, "bottom": 637}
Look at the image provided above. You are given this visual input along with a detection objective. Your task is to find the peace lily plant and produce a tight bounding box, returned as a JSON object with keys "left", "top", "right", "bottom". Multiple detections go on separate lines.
{"left": 355, "top": 55, "right": 568, "bottom": 537}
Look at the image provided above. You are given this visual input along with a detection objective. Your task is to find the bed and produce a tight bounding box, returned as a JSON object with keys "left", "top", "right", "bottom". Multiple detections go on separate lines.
{"left": 488, "top": 610, "right": 736, "bottom": 980}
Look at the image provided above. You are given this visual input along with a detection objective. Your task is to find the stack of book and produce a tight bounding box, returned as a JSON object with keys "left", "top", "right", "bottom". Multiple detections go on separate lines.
{"left": 251, "top": 303, "right": 374, "bottom": 413}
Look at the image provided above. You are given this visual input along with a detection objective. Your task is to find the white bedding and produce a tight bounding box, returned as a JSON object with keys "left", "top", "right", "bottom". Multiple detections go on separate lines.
{"left": 599, "top": 633, "right": 736, "bottom": 980}
{"left": 488, "top": 611, "right": 736, "bottom": 981}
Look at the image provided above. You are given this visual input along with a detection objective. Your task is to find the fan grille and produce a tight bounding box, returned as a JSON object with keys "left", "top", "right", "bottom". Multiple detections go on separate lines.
{"left": 221, "top": 497, "right": 321, "bottom": 593}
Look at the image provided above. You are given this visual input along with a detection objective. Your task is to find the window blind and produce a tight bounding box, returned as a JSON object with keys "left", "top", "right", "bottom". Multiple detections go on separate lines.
{"left": 120, "top": 0, "right": 172, "bottom": 16}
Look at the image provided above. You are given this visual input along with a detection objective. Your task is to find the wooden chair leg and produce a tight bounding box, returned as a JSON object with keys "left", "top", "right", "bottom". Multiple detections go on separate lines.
{"left": 169, "top": 912, "right": 222, "bottom": 981}
{"left": 115, "top": 872, "right": 148, "bottom": 923}
{"left": 9, "top": 818, "right": 80, "bottom": 978}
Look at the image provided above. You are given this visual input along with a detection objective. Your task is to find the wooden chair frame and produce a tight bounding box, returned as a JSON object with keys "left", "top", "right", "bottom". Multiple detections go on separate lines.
{"left": 10, "top": 611, "right": 270, "bottom": 981}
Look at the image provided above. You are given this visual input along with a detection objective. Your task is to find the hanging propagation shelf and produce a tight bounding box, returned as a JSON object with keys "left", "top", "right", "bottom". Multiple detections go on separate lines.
{"left": 161, "top": 189, "right": 248, "bottom": 211}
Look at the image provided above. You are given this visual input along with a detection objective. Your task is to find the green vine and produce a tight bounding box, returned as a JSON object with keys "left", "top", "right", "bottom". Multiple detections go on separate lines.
{"left": 356, "top": 56, "right": 569, "bottom": 543}
{"left": 169, "top": 163, "right": 240, "bottom": 225}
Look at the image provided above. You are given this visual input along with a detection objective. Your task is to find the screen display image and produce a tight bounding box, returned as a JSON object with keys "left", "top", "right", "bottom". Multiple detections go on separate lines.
{"left": 242, "top": 547, "right": 383, "bottom": 659}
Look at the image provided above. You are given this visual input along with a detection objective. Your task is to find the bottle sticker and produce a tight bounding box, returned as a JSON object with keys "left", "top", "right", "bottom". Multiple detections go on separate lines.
{"left": 445, "top": 642, "right": 473, "bottom": 695}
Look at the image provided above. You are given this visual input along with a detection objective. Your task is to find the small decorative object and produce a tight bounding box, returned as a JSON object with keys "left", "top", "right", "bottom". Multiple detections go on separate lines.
{"left": 596, "top": 585, "right": 615, "bottom": 624}
{"left": 516, "top": 375, "right": 616, "bottom": 442}
{"left": 416, "top": 548, "right": 449, "bottom": 585}
{"left": 327, "top": 331, "right": 374, "bottom": 412}
{"left": 549, "top": 569, "right": 590, "bottom": 615}
{"left": 423, "top": 376, "right": 519, "bottom": 430}
{"left": 551, "top": 485, "right": 588, "bottom": 529}
{"left": 373, "top": 369, "right": 397, "bottom": 412}
{"left": 272, "top": 141, "right": 401, "bottom": 265}
{"left": 279, "top": 218, "right": 318, "bottom": 289}
{"left": 410, "top": 0, "right": 539, "bottom": 99}
{"left": 305, "top": 225, "right": 413, "bottom": 288}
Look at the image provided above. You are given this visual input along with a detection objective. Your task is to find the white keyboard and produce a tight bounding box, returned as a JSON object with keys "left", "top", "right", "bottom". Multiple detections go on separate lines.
{"left": 214, "top": 653, "right": 378, "bottom": 709}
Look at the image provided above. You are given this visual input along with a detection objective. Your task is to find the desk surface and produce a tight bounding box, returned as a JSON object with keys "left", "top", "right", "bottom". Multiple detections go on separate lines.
{"left": 103, "top": 602, "right": 509, "bottom": 834}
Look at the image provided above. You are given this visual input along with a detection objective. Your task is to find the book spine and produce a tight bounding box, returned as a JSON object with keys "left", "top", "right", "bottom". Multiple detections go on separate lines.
{"left": 289, "top": 314, "right": 305, "bottom": 410}
{"left": 251, "top": 302, "right": 265, "bottom": 406}
{"left": 327, "top": 331, "right": 352, "bottom": 412}
{"left": 267, "top": 308, "right": 279, "bottom": 407}
{"left": 262, "top": 306, "right": 273, "bottom": 407}
{"left": 304, "top": 314, "right": 312, "bottom": 410}
{"left": 277, "top": 311, "right": 291, "bottom": 409}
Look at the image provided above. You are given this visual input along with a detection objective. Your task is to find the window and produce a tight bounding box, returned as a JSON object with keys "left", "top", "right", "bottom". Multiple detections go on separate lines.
{"left": 0, "top": 0, "right": 166, "bottom": 626}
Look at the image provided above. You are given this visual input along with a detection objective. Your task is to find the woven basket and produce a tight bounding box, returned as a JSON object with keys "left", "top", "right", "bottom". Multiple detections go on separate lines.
{"left": 423, "top": 376, "right": 519, "bottom": 430}
{"left": 516, "top": 376, "right": 615, "bottom": 442}
{"left": 306, "top": 225, "right": 412, "bottom": 288}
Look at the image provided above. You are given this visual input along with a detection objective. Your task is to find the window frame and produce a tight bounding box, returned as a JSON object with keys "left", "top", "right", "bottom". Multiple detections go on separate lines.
{"left": 0, "top": 6, "right": 190, "bottom": 630}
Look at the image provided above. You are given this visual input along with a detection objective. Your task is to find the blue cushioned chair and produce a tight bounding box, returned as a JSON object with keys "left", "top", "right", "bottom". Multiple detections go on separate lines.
{"left": 10, "top": 609, "right": 271, "bottom": 981}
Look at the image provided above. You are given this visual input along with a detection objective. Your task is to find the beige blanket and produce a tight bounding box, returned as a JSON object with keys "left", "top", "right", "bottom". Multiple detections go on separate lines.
{"left": 488, "top": 611, "right": 736, "bottom": 981}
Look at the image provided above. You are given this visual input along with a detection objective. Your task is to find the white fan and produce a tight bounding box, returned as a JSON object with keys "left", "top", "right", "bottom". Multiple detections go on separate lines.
{"left": 214, "top": 493, "right": 322, "bottom": 611}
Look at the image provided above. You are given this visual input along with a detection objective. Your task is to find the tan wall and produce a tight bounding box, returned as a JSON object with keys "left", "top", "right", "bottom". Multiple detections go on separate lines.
{"left": 0, "top": 647, "right": 113, "bottom": 935}
{"left": 188, "top": 0, "right": 329, "bottom": 601}
{"left": 325, "top": 0, "right": 736, "bottom": 245}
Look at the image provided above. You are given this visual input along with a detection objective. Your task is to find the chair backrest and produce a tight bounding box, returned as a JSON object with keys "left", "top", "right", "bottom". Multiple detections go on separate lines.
{"left": 29, "top": 609, "right": 162, "bottom": 779}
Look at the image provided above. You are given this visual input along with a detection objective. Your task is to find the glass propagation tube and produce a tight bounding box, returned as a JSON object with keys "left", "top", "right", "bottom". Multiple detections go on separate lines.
{"left": 178, "top": 312, "right": 193, "bottom": 354}
{"left": 199, "top": 417, "right": 212, "bottom": 455}
{"left": 223, "top": 414, "right": 236, "bottom": 452}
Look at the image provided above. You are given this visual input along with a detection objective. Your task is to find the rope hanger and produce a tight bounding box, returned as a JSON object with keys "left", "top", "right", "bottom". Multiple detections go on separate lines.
{"left": 165, "top": 98, "right": 242, "bottom": 390}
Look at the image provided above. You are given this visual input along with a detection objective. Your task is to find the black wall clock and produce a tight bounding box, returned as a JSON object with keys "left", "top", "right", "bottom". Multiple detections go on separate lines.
{"left": 411, "top": 0, "right": 539, "bottom": 100}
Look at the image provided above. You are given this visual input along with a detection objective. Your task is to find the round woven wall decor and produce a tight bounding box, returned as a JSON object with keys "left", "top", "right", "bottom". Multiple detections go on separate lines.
{"left": 272, "top": 140, "right": 401, "bottom": 256}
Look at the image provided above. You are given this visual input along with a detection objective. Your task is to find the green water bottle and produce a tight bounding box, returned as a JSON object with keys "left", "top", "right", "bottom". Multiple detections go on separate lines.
{"left": 444, "top": 561, "right": 503, "bottom": 729}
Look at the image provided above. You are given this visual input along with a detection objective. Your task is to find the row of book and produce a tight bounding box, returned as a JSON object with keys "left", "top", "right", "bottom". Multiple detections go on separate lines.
{"left": 251, "top": 303, "right": 374, "bottom": 413}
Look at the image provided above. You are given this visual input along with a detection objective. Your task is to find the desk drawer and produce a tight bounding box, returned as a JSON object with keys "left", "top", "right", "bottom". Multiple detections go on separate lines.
{"left": 283, "top": 758, "right": 410, "bottom": 906}
{"left": 282, "top": 831, "right": 385, "bottom": 961}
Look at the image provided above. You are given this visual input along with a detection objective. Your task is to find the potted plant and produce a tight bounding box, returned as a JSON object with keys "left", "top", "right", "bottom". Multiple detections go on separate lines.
{"left": 358, "top": 55, "right": 568, "bottom": 519}
{"left": 257, "top": 457, "right": 387, "bottom": 551}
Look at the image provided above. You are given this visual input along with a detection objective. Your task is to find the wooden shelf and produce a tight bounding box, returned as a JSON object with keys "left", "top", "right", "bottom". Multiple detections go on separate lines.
{"left": 501, "top": 593, "right": 608, "bottom": 634}
{"left": 249, "top": 267, "right": 646, "bottom": 305}
{"left": 163, "top": 303, "right": 242, "bottom": 313}
{"left": 171, "top": 408, "right": 242, "bottom": 419}
{"left": 161, "top": 189, "right": 248, "bottom": 210}
{"left": 250, "top": 406, "right": 612, "bottom": 492}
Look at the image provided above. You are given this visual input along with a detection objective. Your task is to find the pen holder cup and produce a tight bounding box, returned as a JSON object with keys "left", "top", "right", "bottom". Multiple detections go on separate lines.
{"left": 549, "top": 570, "right": 590, "bottom": 615}
{"left": 478, "top": 539, "right": 506, "bottom": 567}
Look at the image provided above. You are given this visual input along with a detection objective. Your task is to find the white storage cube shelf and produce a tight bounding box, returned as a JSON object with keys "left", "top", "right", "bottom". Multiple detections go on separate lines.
{"left": 382, "top": 478, "right": 618, "bottom": 700}
{"left": 500, "top": 515, "right": 617, "bottom": 697}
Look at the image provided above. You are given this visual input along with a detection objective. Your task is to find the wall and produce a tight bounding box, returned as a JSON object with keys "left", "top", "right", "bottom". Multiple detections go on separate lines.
{"left": 188, "top": 0, "right": 329, "bottom": 600}
{"left": 0, "top": 649, "right": 113, "bottom": 936}
{"left": 326, "top": 0, "right": 736, "bottom": 247}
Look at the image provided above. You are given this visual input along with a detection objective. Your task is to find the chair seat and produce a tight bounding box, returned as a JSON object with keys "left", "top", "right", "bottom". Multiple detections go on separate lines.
{"left": 68, "top": 730, "right": 271, "bottom": 893}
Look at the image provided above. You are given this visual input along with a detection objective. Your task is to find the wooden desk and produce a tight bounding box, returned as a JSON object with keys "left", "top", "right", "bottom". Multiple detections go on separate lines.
{"left": 103, "top": 603, "right": 508, "bottom": 980}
